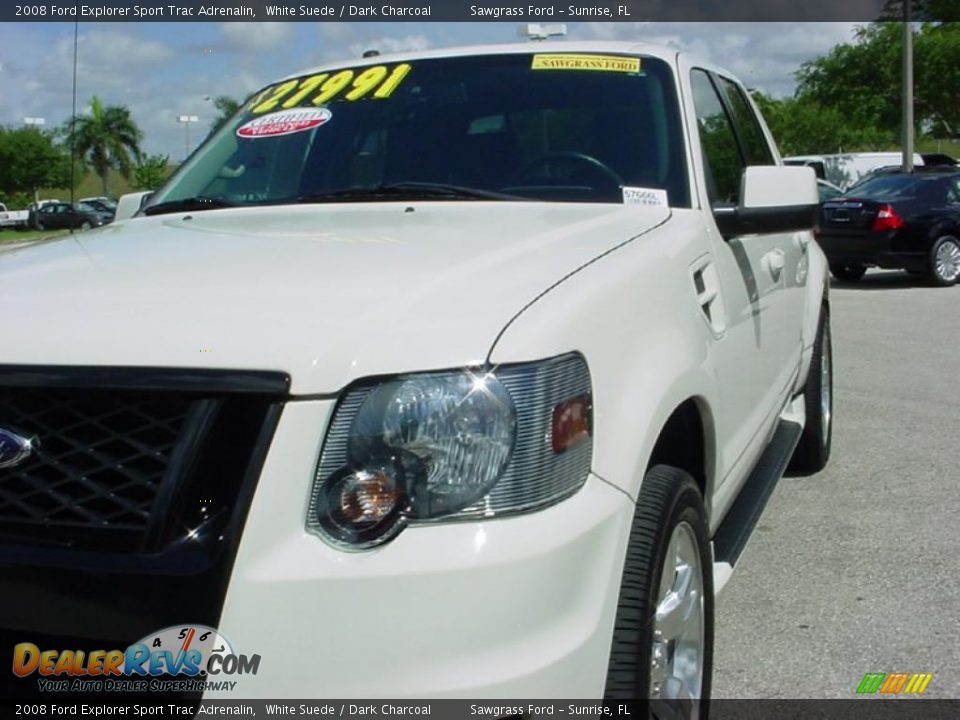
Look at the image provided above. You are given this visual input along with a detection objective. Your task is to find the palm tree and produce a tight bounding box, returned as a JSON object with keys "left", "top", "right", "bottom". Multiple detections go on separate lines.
{"left": 66, "top": 96, "right": 143, "bottom": 196}
{"left": 209, "top": 96, "right": 241, "bottom": 134}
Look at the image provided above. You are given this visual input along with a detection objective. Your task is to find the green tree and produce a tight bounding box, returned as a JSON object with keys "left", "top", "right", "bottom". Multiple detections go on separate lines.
{"left": 65, "top": 96, "right": 143, "bottom": 196}
{"left": 794, "top": 22, "right": 960, "bottom": 143}
{"left": 209, "top": 95, "right": 241, "bottom": 134}
{"left": 752, "top": 92, "right": 891, "bottom": 155}
{"left": 0, "top": 126, "right": 73, "bottom": 204}
{"left": 794, "top": 23, "right": 904, "bottom": 143}
{"left": 915, "top": 23, "right": 960, "bottom": 136}
{"left": 133, "top": 154, "right": 172, "bottom": 190}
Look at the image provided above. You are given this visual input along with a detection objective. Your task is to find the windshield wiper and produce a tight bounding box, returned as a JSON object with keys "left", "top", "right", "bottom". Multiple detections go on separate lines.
{"left": 142, "top": 196, "right": 239, "bottom": 217}
{"left": 293, "top": 182, "right": 525, "bottom": 204}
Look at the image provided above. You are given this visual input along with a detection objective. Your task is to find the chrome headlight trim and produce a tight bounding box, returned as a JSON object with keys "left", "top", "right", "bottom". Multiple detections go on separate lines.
{"left": 307, "top": 352, "right": 592, "bottom": 547}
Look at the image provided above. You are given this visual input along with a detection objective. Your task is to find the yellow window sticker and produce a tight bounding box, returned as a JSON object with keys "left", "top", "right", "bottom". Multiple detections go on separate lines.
{"left": 250, "top": 63, "right": 413, "bottom": 114}
{"left": 531, "top": 54, "right": 641, "bottom": 73}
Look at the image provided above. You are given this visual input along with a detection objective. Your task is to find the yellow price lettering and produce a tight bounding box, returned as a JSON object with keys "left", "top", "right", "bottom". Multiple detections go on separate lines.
{"left": 345, "top": 66, "right": 389, "bottom": 101}
{"left": 247, "top": 87, "right": 273, "bottom": 109}
{"left": 282, "top": 73, "right": 330, "bottom": 108}
{"left": 312, "top": 70, "right": 355, "bottom": 105}
{"left": 250, "top": 64, "right": 413, "bottom": 114}
{"left": 373, "top": 64, "right": 412, "bottom": 99}
{"left": 252, "top": 80, "right": 299, "bottom": 114}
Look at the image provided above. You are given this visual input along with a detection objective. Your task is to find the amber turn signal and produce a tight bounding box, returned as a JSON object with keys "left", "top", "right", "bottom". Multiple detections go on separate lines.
{"left": 551, "top": 394, "right": 592, "bottom": 454}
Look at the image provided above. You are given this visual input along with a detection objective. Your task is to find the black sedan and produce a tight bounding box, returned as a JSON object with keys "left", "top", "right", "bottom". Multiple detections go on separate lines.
{"left": 79, "top": 198, "right": 117, "bottom": 217}
{"left": 817, "top": 167, "right": 960, "bottom": 286}
{"left": 33, "top": 201, "right": 112, "bottom": 231}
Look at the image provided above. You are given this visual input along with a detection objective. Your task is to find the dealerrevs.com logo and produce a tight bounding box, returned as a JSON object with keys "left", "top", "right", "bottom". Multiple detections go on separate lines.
{"left": 12, "top": 624, "right": 260, "bottom": 693}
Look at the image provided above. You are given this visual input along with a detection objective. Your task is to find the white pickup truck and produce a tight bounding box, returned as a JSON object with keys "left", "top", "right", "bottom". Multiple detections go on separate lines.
{"left": 0, "top": 42, "right": 829, "bottom": 712}
{"left": 0, "top": 202, "right": 29, "bottom": 229}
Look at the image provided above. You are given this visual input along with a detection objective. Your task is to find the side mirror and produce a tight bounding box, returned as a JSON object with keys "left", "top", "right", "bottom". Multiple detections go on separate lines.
{"left": 114, "top": 191, "right": 154, "bottom": 222}
{"left": 713, "top": 166, "right": 818, "bottom": 240}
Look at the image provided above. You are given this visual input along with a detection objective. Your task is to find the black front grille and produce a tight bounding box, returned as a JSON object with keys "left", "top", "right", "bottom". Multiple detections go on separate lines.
{"left": 0, "top": 368, "right": 289, "bottom": 554}
{"left": 0, "top": 389, "right": 192, "bottom": 541}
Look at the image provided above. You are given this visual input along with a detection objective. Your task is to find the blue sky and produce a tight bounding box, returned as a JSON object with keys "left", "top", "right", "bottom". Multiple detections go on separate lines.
{"left": 0, "top": 22, "right": 858, "bottom": 160}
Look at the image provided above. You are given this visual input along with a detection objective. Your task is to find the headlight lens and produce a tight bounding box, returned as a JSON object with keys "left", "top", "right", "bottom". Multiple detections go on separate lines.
{"left": 350, "top": 371, "right": 516, "bottom": 519}
{"left": 309, "top": 354, "right": 592, "bottom": 550}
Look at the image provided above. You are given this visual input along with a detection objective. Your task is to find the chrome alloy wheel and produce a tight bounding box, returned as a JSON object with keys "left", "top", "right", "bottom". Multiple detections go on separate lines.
{"left": 935, "top": 238, "right": 960, "bottom": 283}
{"left": 821, "top": 324, "right": 832, "bottom": 446}
{"left": 650, "top": 520, "right": 704, "bottom": 707}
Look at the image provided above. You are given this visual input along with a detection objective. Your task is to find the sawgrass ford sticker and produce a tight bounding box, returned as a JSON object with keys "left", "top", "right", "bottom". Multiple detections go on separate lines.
{"left": 237, "top": 108, "right": 332, "bottom": 138}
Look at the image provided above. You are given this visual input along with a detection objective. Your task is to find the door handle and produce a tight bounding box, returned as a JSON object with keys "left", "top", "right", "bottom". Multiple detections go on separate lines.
{"left": 690, "top": 255, "right": 726, "bottom": 336}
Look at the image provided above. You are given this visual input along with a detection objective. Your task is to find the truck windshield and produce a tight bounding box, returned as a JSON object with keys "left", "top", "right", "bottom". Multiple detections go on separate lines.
{"left": 146, "top": 53, "right": 689, "bottom": 214}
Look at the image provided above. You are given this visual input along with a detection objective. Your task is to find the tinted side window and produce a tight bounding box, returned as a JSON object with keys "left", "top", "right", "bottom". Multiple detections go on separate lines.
{"left": 718, "top": 77, "right": 775, "bottom": 166}
{"left": 915, "top": 177, "right": 949, "bottom": 206}
{"left": 949, "top": 178, "right": 960, "bottom": 204}
{"left": 691, "top": 69, "right": 743, "bottom": 205}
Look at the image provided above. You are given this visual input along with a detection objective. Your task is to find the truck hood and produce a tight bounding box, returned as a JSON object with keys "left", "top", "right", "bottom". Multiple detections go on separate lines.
{"left": 1, "top": 202, "right": 668, "bottom": 394}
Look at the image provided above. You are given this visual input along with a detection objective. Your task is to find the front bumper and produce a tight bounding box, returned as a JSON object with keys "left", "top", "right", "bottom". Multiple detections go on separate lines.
{"left": 211, "top": 400, "right": 636, "bottom": 698}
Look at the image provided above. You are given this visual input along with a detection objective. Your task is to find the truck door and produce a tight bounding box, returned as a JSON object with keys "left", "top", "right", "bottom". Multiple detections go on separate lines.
{"left": 685, "top": 67, "right": 804, "bottom": 496}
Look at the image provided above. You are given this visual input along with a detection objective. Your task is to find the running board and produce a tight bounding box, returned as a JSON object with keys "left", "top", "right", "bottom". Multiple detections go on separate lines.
{"left": 711, "top": 419, "right": 803, "bottom": 581}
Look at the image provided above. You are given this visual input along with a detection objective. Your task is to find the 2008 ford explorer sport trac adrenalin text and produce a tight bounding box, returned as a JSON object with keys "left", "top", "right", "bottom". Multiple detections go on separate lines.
{"left": 0, "top": 42, "right": 830, "bottom": 711}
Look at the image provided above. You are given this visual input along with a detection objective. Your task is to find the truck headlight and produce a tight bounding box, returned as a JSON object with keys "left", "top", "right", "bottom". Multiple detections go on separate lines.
{"left": 308, "top": 353, "right": 592, "bottom": 550}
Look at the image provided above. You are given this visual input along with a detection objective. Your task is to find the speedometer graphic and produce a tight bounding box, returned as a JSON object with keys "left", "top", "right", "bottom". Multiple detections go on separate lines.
{"left": 131, "top": 624, "right": 234, "bottom": 675}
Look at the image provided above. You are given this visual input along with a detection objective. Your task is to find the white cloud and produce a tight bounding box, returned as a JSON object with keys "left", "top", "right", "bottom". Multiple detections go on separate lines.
{"left": 220, "top": 22, "right": 293, "bottom": 52}
{"left": 80, "top": 30, "right": 175, "bottom": 68}
{"left": 571, "top": 22, "right": 860, "bottom": 96}
{"left": 319, "top": 23, "right": 358, "bottom": 43}
{"left": 347, "top": 34, "right": 432, "bottom": 58}
{"left": 306, "top": 25, "right": 433, "bottom": 65}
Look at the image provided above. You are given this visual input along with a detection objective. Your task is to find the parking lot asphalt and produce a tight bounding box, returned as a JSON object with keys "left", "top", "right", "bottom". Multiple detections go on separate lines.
{"left": 713, "top": 270, "right": 960, "bottom": 699}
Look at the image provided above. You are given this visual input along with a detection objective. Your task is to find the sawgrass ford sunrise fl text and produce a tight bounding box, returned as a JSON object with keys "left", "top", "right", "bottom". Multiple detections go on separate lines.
{"left": 469, "top": 4, "right": 631, "bottom": 16}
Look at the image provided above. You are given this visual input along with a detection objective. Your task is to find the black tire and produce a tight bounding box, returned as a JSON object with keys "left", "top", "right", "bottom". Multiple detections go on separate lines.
{"left": 79, "top": 221, "right": 92, "bottom": 231}
{"left": 789, "top": 307, "right": 832, "bottom": 473}
{"left": 927, "top": 235, "right": 960, "bottom": 286}
{"left": 829, "top": 263, "right": 866, "bottom": 282}
{"left": 605, "top": 465, "right": 713, "bottom": 719}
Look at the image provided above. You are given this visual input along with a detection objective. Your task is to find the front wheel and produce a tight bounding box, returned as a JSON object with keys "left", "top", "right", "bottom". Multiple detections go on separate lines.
{"left": 79, "top": 221, "right": 92, "bottom": 231}
{"left": 928, "top": 235, "right": 960, "bottom": 286}
{"left": 605, "top": 465, "right": 713, "bottom": 719}
{"left": 829, "top": 263, "right": 866, "bottom": 282}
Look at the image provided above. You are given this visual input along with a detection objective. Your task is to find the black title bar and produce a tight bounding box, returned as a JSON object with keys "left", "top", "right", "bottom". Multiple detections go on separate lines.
{"left": 4, "top": 0, "right": 930, "bottom": 23}
{"left": 2, "top": 699, "right": 960, "bottom": 719}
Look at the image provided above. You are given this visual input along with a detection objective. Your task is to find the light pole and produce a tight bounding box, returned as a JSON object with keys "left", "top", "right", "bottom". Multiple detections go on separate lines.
{"left": 177, "top": 115, "right": 199, "bottom": 160}
{"left": 902, "top": 0, "right": 914, "bottom": 173}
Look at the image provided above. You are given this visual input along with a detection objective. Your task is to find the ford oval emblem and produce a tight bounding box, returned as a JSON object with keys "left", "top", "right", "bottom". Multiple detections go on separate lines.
{"left": 0, "top": 429, "right": 34, "bottom": 470}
